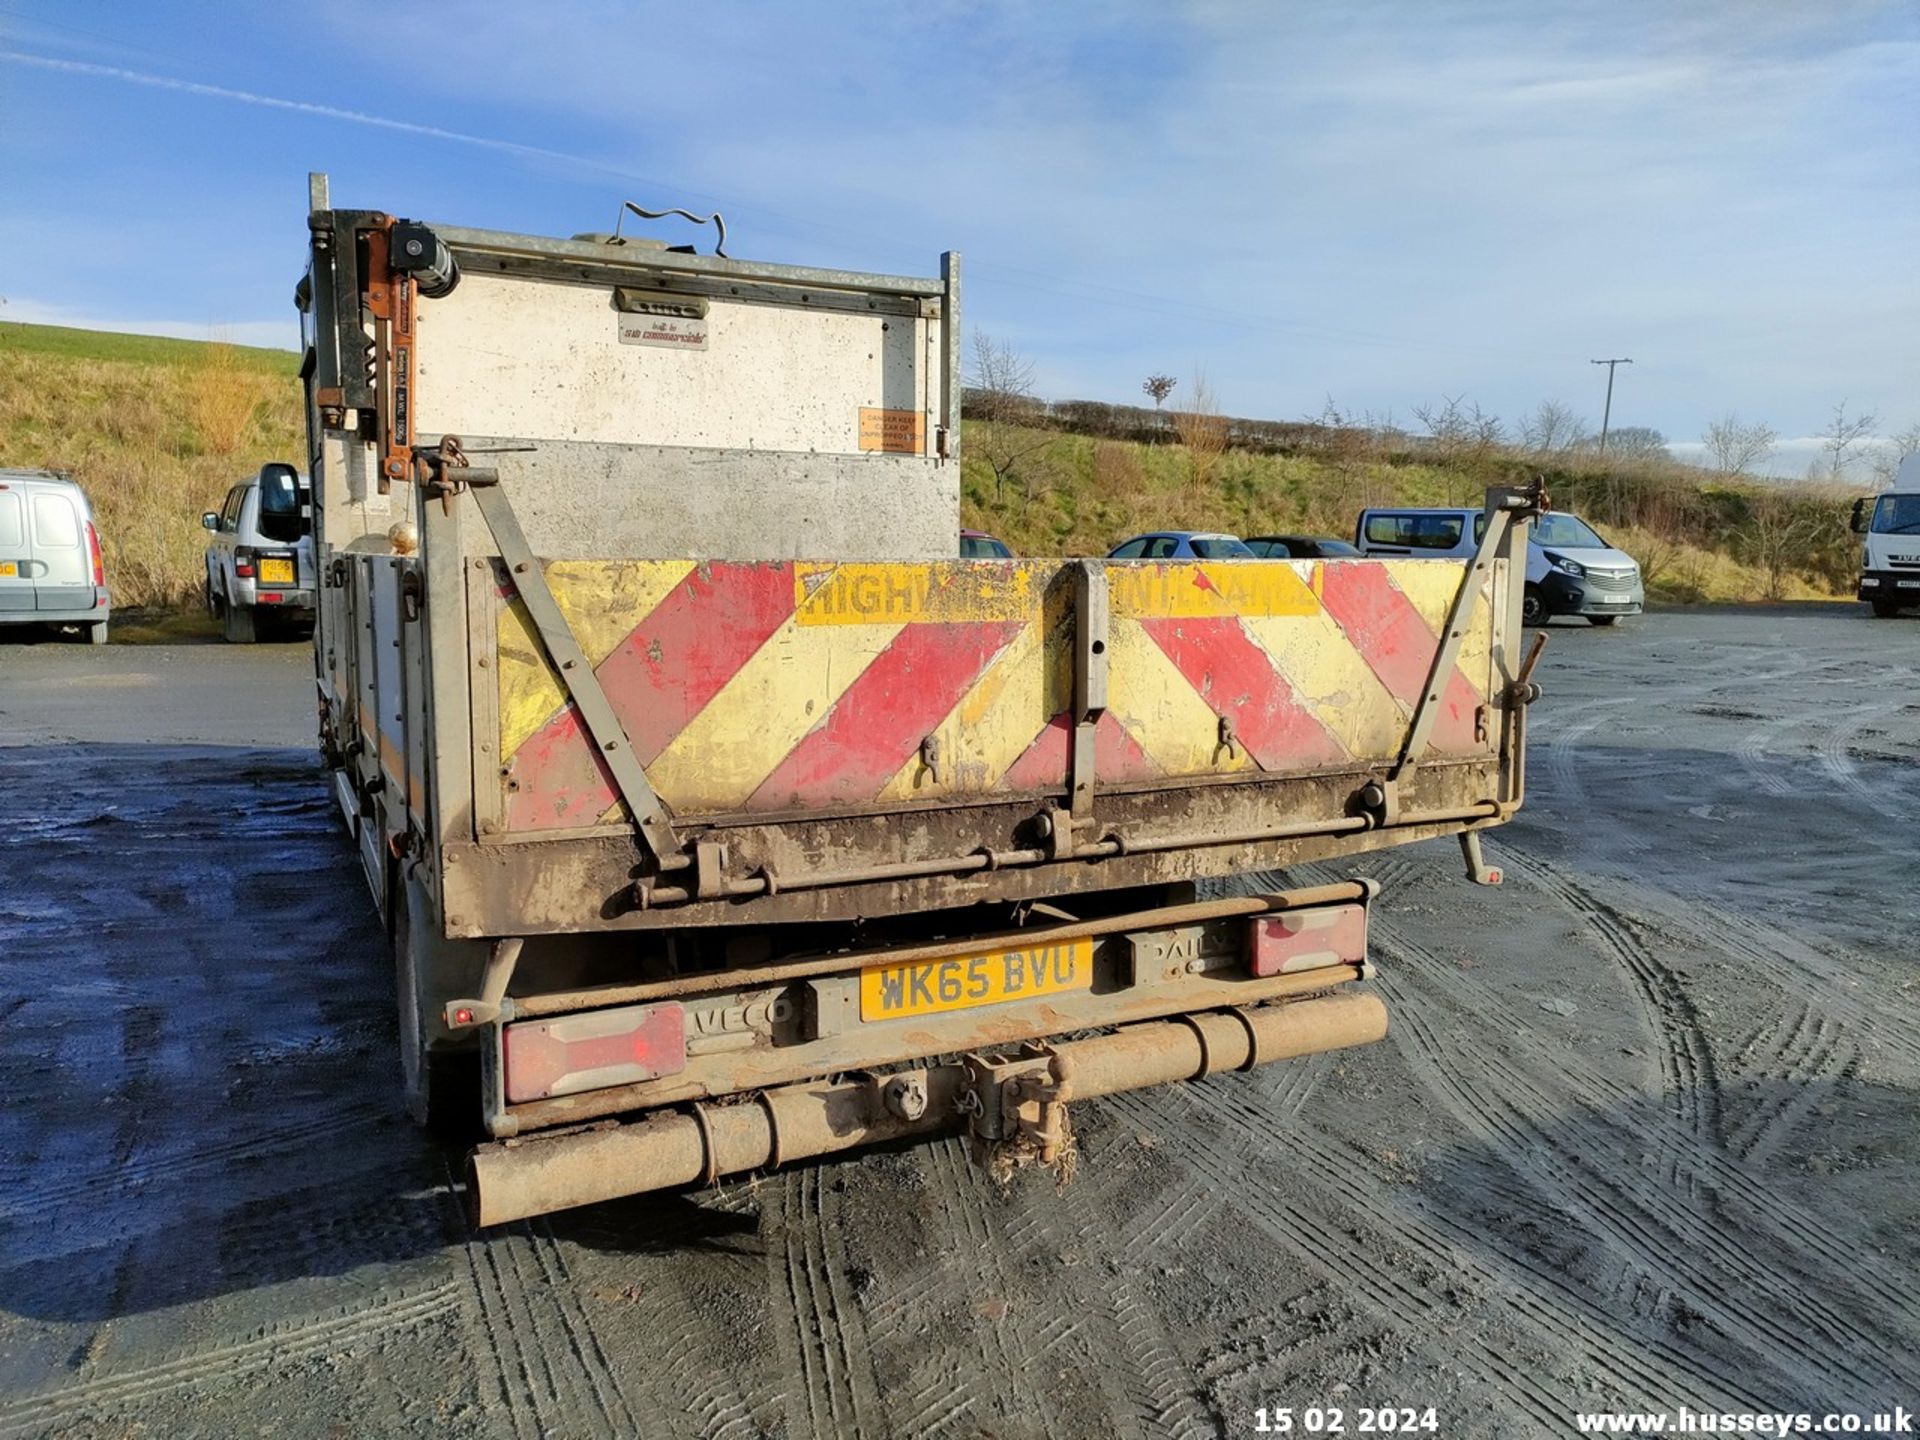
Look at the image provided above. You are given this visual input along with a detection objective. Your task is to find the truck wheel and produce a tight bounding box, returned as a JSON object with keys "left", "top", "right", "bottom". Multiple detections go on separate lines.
{"left": 1587, "top": 615, "right": 1618, "bottom": 626}
{"left": 392, "top": 877, "right": 481, "bottom": 1140}
{"left": 1871, "top": 600, "right": 1902, "bottom": 618}
{"left": 1522, "top": 586, "right": 1546, "bottom": 626}
{"left": 87, "top": 621, "right": 108, "bottom": 645}
{"left": 222, "top": 601, "right": 257, "bottom": 644}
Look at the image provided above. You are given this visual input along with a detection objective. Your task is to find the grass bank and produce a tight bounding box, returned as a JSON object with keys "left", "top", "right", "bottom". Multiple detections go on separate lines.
{"left": 0, "top": 321, "right": 1861, "bottom": 610}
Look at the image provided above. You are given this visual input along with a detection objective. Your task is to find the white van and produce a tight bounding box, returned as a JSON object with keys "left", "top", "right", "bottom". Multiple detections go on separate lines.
{"left": 1355, "top": 505, "right": 1644, "bottom": 625}
{"left": 0, "top": 469, "right": 110, "bottom": 644}
{"left": 1852, "top": 453, "right": 1920, "bottom": 618}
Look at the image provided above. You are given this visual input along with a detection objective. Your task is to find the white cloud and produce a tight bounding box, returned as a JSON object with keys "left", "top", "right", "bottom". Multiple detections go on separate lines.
{"left": 0, "top": 297, "right": 296, "bottom": 352}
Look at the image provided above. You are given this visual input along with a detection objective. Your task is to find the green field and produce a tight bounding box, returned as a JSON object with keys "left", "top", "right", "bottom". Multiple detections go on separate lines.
{"left": 0, "top": 321, "right": 298, "bottom": 374}
{"left": 0, "top": 320, "right": 1859, "bottom": 612}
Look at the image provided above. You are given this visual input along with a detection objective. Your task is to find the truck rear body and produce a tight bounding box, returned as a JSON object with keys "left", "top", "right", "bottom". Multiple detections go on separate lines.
{"left": 296, "top": 175, "right": 1540, "bottom": 1223}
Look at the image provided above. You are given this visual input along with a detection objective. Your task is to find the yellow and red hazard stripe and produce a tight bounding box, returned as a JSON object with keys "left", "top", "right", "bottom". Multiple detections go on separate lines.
{"left": 493, "top": 557, "right": 1500, "bottom": 830}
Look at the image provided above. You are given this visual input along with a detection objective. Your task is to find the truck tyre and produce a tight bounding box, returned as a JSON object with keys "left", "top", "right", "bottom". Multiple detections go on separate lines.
{"left": 87, "top": 621, "right": 108, "bottom": 645}
{"left": 1871, "top": 599, "right": 1902, "bottom": 618}
{"left": 1587, "top": 615, "right": 1618, "bottom": 626}
{"left": 1522, "top": 585, "right": 1546, "bottom": 626}
{"left": 392, "top": 875, "right": 481, "bottom": 1140}
{"left": 222, "top": 601, "right": 257, "bottom": 644}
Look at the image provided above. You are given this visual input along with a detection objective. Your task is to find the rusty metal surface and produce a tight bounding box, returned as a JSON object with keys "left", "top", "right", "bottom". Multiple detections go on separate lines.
{"left": 490, "top": 961, "right": 1364, "bottom": 1136}
{"left": 468, "top": 989, "right": 1390, "bottom": 1226}
{"left": 439, "top": 763, "right": 1502, "bottom": 936}
{"left": 509, "top": 879, "right": 1373, "bottom": 1017}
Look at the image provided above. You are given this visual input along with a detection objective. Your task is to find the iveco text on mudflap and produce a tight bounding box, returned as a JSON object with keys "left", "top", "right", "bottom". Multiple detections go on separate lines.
{"left": 294, "top": 172, "right": 1545, "bottom": 1225}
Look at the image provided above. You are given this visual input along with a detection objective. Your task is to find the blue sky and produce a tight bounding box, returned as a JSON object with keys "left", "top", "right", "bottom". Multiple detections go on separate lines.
{"left": 1, "top": 1, "right": 1914, "bottom": 475}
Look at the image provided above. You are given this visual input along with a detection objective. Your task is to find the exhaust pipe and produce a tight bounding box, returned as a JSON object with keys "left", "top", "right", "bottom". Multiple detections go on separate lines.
{"left": 469, "top": 990, "right": 1388, "bottom": 1227}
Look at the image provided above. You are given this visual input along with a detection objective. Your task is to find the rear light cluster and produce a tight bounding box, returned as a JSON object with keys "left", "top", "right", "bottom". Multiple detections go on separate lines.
{"left": 501, "top": 1002, "right": 687, "bottom": 1104}
{"left": 84, "top": 522, "right": 105, "bottom": 586}
{"left": 234, "top": 546, "right": 255, "bottom": 579}
{"left": 1248, "top": 902, "right": 1368, "bottom": 977}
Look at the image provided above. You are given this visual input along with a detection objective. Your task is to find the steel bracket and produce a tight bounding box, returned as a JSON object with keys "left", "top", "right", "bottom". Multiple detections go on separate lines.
{"left": 1388, "top": 481, "right": 1545, "bottom": 790}
{"left": 444, "top": 936, "right": 527, "bottom": 1030}
{"left": 1056, "top": 560, "right": 1111, "bottom": 857}
{"left": 451, "top": 448, "right": 691, "bottom": 875}
{"left": 1459, "top": 830, "right": 1503, "bottom": 886}
{"left": 959, "top": 1045, "right": 1074, "bottom": 1166}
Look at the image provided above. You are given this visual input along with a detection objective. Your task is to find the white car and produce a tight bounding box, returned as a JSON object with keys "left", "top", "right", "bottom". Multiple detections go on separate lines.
{"left": 1354, "top": 505, "right": 1644, "bottom": 626}
{"left": 202, "top": 463, "right": 316, "bottom": 642}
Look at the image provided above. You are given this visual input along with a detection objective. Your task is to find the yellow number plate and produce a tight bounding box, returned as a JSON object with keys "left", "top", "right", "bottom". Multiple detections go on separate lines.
{"left": 859, "top": 938, "right": 1093, "bottom": 1021}
{"left": 258, "top": 557, "right": 295, "bottom": 584}
{"left": 0, "top": 562, "right": 16, "bottom": 577}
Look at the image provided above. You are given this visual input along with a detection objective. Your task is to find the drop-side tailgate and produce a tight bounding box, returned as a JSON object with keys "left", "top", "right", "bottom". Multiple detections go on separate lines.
{"left": 475, "top": 555, "right": 1505, "bottom": 832}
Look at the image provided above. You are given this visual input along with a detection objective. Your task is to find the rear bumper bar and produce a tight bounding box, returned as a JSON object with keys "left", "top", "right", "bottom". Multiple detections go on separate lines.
{"left": 468, "top": 988, "right": 1388, "bottom": 1226}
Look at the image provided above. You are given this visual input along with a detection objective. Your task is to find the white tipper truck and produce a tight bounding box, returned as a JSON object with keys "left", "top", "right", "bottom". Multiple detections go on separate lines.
{"left": 1855, "top": 454, "right": 1920, "bottom": 617}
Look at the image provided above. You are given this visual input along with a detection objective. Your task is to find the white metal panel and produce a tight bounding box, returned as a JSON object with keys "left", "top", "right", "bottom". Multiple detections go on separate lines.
{"left": 413, "top": 271, "right": 933, "bottom": 457}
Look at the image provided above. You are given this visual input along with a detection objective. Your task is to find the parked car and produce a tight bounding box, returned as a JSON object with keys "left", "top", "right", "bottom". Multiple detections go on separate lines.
{"left": 0, "top": 468, "right": 110, "bottom": 644}
{"left": 1244, "top": 534, "right": 1362, "bottom": 559}
{"left": 202, "top": 463, "right": 316, "bottom": 642}
{"left": 960, "top": 529, "right": 1013, "bottom": 558}
{"left": 1353, "top": 505, "right": 1643, "bottom": 625}
{"left": 1108, "top": 531, "right": 1256, "bottom": 559}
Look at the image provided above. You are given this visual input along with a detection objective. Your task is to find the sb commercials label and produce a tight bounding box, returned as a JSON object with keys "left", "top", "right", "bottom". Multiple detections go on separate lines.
{"left": 617, "top": 314, "right": 708, "bottom": 350}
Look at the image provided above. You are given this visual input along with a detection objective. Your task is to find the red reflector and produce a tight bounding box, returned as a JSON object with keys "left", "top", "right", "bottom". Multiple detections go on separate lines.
{"left": 502, "top": 1002, "right": 687, "bottom": 1104}
{"left": 1248, "top": 902, "right": 1368, "bottom": 977}
{"left": 260, "top": 592, "right": 282, "bottom": 603}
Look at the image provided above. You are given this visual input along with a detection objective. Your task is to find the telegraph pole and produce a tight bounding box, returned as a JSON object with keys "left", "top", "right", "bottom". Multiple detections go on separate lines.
{"left": 1590, "top": 357, "right": 1632, "bottom": 453}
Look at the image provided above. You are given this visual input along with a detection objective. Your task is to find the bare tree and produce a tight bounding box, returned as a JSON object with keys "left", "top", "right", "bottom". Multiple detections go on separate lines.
{"left": 1867, "top": 420, "right": 1920, "bottom": 488}
{"left": 1702, "top": 413, "right": 1776, "bottom": 477}
{"left": 1819, "top": 399, "right": 1877, "bottom": 483}
{"left": 964, "top": 332, "right": 1052, "bottom": 503}
{"left": 1740, "top": 491, "right": 1820, "bottom": 601}
{"left": 966, "top": 332, "right": 1036, "bottom": 416}
{"left": 1414, "top": 395, "right": 1504, "bottom": 462}
{"left": 1142, "top": 374, "right": 1177, "bottom": 410}
{"left": 1519, "top": 399, "right": 1590, "bottom": 453}
{"left": 1172, "top": 373, "right": 1230, "bottom": 490}
{"left": 1604, "top": 426, "right": 1669, "bottom": 463}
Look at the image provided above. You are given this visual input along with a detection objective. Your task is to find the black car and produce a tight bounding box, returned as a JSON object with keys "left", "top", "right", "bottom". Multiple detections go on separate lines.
{"left": 1244, "top": 534, "right": 1362, "bottom": 559}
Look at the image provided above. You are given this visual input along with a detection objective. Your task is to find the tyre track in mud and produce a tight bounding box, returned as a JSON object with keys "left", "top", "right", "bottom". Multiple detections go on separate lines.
{"left": 1721, "top": 998, "right": 1852, "bottom": 1145}
{"left": 1176, "top": 1079, "right": 1768, "bottom": 1415}
{"left": 874, "top": 1138, "right": 1073, "bottom": 1440}
{"left": 561, "top": 1201, "right": 771, "bottom": 1440}
{"left": 1533, "top": 654, "right": 1862, "bottom": 864}
{"left": 1047, "top": 1157, "right": 1219, "bottom": 1440}
{"left": 1618, "top": 882, "right": 1920, "bottom": 1073}
{"left": 1815, "top": 695, "right": 1916, "bottom": 823}
{"left": 1106, "top": 1086, "right": 1574, "bottom": 1430}
{"left": 453, "top": 1189, "right": 644, "bottom": 1440}
{"left": 1373, "top": 885, "right": 1912, "bottom": 1325}
{"left": 1370, "top": 895, "right": 1917, "bottom": 1389}
{"left": 764, "top": 1166, "right": 889, "bottom": 1440}
{"left": 0, "top": 1281, "right": 462, "bottom": 1438}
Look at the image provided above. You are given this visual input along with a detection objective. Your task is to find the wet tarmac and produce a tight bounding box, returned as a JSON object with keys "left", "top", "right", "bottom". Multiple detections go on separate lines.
{"left": 1, "top": 607, "right": 1916, "bottom": 1438}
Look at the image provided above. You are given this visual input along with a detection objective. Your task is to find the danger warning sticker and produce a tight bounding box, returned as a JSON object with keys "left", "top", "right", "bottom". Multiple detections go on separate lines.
{"left": 859, "top": 407, "right": 925, "bottom": 454}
